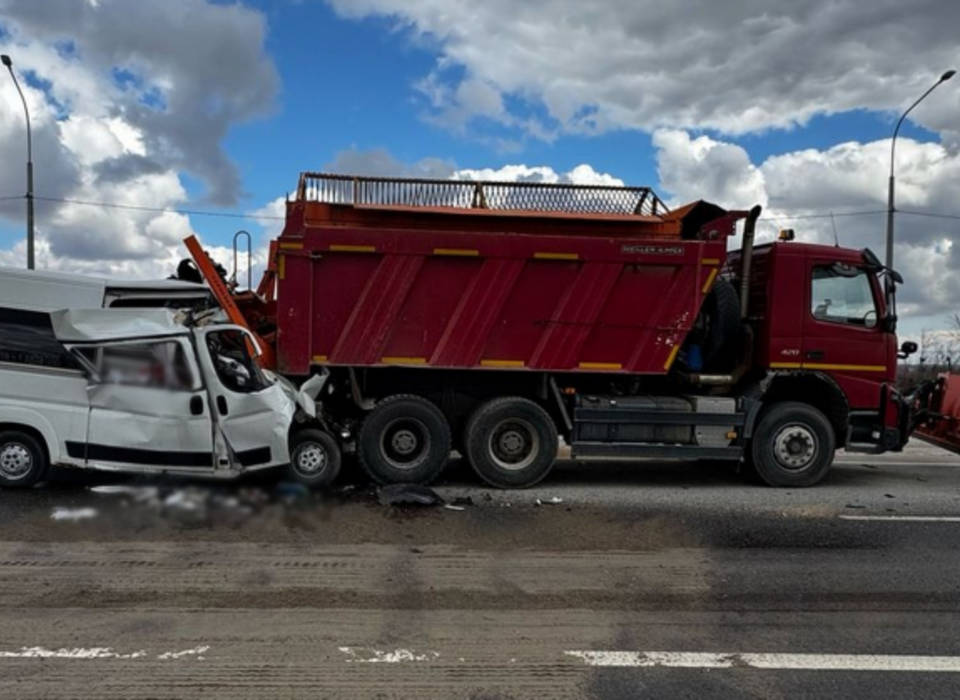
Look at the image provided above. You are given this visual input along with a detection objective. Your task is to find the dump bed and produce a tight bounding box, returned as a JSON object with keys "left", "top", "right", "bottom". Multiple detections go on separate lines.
{"left": 275, "top": 173, "right": 748, "bottom": 376}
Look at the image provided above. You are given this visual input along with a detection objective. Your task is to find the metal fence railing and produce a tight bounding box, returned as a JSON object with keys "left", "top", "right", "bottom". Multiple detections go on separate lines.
{"left": 296, "top": 173, "right": 668, "bottom": 216}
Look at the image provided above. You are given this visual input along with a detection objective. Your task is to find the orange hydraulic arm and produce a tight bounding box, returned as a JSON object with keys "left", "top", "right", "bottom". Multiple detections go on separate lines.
{"left": 183, "top": 235, "right": 276, "bottom": 370}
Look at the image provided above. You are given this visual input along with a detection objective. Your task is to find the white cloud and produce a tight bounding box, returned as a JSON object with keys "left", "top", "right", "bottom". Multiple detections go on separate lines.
{"left": 327, "top": 0, "right": 960, "bottom": 141}
{"left": 651, "top": 129, "right": 960, "bottom": 330}
{"left": 0, "top": 0, "right": 278, "bottom": 279}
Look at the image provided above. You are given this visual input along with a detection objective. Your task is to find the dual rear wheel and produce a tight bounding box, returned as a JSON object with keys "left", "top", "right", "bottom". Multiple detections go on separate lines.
{"left": 358, "top": 394, "right": 558, "bottom": 488}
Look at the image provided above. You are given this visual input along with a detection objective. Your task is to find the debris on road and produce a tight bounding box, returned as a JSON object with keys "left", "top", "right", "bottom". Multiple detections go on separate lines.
{"left": 376, "top": 483, "right": 446, "bottom": 507}
{"left": 50, "top": 507, "right": 98, "bottom": 522}
{"left": 536, "top": 496, "right": 564, "bottom": 506}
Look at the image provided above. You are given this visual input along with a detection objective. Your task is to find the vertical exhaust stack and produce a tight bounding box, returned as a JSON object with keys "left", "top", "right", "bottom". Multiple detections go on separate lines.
{"left": 739, "top": 205, "right": 763, "bottom": 320}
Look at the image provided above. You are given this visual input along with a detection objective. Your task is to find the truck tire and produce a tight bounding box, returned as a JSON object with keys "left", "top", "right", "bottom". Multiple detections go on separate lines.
{"left": 465, "top": 397, "right": 558, "bottom": 489}
{"left": 287, "top": 429, "right": 341, "bottom": 488}
{"left": 750, "top": 402, "right": 835, "bottom": 487}
{"left": 0, "top": 430, "right": 47, "bottom": 488}
{"left": 358, "top": 394, "right": 451, "bottom": 485}
{"left": 702, "top": 279, "right": 741, "bottom": 371}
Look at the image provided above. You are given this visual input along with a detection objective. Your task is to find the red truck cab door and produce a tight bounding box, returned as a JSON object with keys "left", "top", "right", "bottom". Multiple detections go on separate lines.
{"left": 802, "top": 258, "right": 893, "bottom": 409}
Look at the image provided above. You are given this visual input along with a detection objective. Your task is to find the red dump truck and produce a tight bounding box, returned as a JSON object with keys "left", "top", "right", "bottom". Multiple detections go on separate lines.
{"left": 198, "top": 173, "right": 924, "bottom": 489}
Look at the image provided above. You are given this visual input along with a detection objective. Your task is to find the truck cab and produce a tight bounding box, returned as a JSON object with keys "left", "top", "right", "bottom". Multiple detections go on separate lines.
{"left": 734, "top": 240, "right": 907, "bottom": 456}
{"left": 0, "top": 307, "right": 339, "bottom": 489}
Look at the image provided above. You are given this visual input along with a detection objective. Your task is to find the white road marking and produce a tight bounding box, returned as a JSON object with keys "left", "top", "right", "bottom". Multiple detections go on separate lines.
{"left": 565, "top": 651, "right": 960, "bottom": 672}
{"left": 339, "top": 647, "right": 439, "bottom": 663}
{"left": 0, "top": 645, "right": 209, "bottom": 660}
{"left": 157, "top": 645, "right": 210, "bottom": 660}
{"left": 839, "top": 515, "right": 960, "bottom": 522}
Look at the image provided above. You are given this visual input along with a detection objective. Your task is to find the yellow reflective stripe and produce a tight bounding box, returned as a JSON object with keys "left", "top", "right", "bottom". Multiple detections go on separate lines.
{"left": 701, "top": 268, "right": 718, "bottom": 294}
{"left": 380, "top": 356, "right": 427, "bottom": 365}
{"left": 663, "top": 344, "right": 681, "bottom": 371}
{"left": 277, "top": 254, "right": 285, "bottom": 280}
{"left": 480, "top": 359, "right": 525, "bottom": 367}
{"left": 312, "top": 354, "right": 328, "bottom": 364}
{"left": 701, "top": 258, "right": 721, "bottom": 265}
{"left": 770, "top": 361, "right": 887, "bottom": 372}
{"left": 330, "top": 244, "right": 376, "bottom": 252}
{"left": 534, "top": 252, "right": 579, "bottom": 260}
{"left": 433, "top": 247, "right": 479, "bottom": 256}
{"left": 804, "top": 362, "right": 888, "bottom": 372}
{"left": 578, "top": 361, "right": 622, "bottom": 370}
{"left": 278, "top": 241, "right": 303, "bottom": 250}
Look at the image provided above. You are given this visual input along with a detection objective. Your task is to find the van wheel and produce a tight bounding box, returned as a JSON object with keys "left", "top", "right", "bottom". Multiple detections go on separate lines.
{"left": 288, "top": 429, "right": 341, "bottom": 488}
{"left": 358, "top": 395, "right": 451, "bottom": 485}
{"left": 465, "top": 397, "right": 558, "bottom": 489}
{"left": 0, "top": 430, "right": 47, "bottom": 488}
{"left": 750, "top": 402, "right": 835, "bottom": 487}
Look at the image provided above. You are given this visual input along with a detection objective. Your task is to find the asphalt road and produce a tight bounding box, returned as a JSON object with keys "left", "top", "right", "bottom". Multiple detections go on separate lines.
{"left": 2, "top": 441, "right": 960, "bottom": 698}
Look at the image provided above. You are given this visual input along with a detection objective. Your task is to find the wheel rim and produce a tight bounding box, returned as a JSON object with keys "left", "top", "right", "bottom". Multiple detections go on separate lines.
{"left": 488, "top": 418, "right": 539, "bottom": 471}
{"left": 380, "top": 418, "right": 431, "bottom": 470}
{"left": 772, "top": 423, "right": 818, "bottom": 471}
{"left": 0, "top": 442, "right": 33, "bottom": 481}
{"left": 294, "top": 442, "right": 328, "bottom": 476}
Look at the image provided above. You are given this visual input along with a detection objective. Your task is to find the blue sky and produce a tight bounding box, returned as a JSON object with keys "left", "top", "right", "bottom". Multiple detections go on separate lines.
{"left": 0, "top": 0, "right": 957, "bottom": 337}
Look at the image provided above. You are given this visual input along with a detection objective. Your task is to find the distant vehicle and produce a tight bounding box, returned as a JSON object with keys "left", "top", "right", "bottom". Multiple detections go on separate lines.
{"left": 201, "top": 172, "right": 929, "bottom": 489}
{"left": 0, "top": 265, "right": 213, "bottom": 311}
{"left": 0, "top": 307, "right": 337, "bottom": 489}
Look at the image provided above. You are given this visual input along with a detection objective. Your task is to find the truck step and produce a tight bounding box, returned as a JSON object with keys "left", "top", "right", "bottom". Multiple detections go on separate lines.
{"left": 571, "top": 442, "right": 743, "bottom": 460}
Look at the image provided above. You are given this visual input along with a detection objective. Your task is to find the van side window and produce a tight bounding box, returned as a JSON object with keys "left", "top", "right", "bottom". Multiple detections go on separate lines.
{"left": 0, "top": 306, "right": 79, "bottom": 369}
{"left": 810, "top": 265, "right": 877, "bottom": 327}
{"left": 95, "top": 341, "right": 196, "bottom": 390}
{"left": 205, "top": 330, "right": 269, "bottom": 393}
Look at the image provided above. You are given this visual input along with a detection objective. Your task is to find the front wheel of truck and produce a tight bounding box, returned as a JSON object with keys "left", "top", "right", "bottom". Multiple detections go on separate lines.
{"left": 288, "top": 429, "right": 341, "bottom": 488}
{"left": 750, "top": 402, "right": 835, "bottom": 487}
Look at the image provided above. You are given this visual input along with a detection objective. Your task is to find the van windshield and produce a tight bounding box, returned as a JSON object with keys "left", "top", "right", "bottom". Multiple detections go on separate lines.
{"left": 205, "top": 329, "right": 271, "bottom": 393}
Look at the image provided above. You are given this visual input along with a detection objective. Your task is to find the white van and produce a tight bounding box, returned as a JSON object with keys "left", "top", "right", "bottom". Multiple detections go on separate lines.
{"left": 0, "top": 306, "right": 340, "bottom": 488}
{"left": 0, "top": 266, "right": 213, "bottom": 311}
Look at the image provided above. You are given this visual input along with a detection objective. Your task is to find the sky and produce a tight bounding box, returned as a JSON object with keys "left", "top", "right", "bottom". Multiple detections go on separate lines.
{"left": 0, "top": 0, "right": 957, "bottom": 340}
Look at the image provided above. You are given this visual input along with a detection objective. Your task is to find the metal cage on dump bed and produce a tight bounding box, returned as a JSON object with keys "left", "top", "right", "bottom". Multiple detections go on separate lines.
{"left": 273, "top": 173, "right": 751, "bottom": 377}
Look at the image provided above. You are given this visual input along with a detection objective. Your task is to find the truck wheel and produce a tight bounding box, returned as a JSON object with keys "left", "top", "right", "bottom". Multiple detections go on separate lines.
{"left": 288, "top": 429, "right": 341, "bottom": 488}
{"left": 0, "top": 430, "right": 47, "bottom": 488}
{"left": 702, "top": 279, "right": 741, "bottom": 371}
{"left": 358, "top": 394, "right": 451, "bottom": 484}
{"left": 465, "top": 397, "right": 558, "bottom": 489}
{"left": 750, "top": 402, "right": 835, "bottom": 487}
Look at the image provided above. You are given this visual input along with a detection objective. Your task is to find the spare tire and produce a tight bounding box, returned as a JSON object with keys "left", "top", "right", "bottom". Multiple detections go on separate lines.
{"left": 701, "top": 278, "right": 741, "bottom": 372}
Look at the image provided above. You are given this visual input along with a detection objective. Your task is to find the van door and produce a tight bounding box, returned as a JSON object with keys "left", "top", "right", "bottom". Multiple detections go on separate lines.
{"left": 71, "top": 337, "right": 215, "bottom": 472}
{"left": 194, "top": 326, "right": 293, "bottom": 470}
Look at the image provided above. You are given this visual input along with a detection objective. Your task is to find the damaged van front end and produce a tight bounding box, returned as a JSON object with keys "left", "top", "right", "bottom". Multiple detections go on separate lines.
{"left": 0, "top": 306, "right": 340, "bottom": 488}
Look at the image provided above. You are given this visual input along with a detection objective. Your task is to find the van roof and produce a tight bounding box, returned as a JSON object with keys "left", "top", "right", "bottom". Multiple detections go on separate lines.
{"left": 0, "top": 266, "right": 208, "bottom": 311}
{"left": 49, "top": 308, "right": 190, "bottom": 343}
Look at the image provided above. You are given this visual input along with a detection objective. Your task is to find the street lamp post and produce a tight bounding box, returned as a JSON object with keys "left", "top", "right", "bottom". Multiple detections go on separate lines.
{"left": 1, "top": 54, "right": 35, "bottom": 270}
{"left": 886, "top": 69, "right": 955, "bottom": 281}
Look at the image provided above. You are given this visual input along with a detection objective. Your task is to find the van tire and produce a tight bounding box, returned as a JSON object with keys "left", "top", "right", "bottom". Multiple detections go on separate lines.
{"left": 750, "top": 402, "right": 835, "bottom": 487}
{"left": 0, "top": 430, "right": 47, "bottom": 488}
{"left": 288, "top": 429, "right": 341, "bottom": 488}
{"left": 465, "top": 397, "right": 558, "bottom": 489}
{"left": 358, "top": 394, "right": 451, "bottom": 485}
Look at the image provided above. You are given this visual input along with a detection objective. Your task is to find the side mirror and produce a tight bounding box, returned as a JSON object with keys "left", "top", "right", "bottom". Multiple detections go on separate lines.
{"left": 898, "top": 341, "right": 918, "bottom": 359}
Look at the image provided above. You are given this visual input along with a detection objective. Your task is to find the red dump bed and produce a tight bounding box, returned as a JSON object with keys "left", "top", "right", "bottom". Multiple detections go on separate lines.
{"left": 274, "top": 173, "right": 747, "bottom": 377}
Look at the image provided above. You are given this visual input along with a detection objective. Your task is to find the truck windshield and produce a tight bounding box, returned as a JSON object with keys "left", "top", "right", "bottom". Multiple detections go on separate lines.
{"left": 205, "top": 329, "right": 271, "bottom": 393}
{"left": 810, "top": 265, "right": 877, "bottom": 327}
